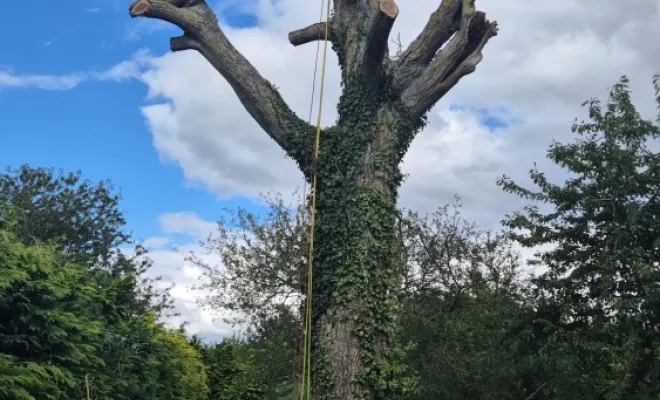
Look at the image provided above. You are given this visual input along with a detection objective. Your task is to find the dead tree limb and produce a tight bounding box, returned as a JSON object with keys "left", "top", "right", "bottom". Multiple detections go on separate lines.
{"left": 288, "top": 22, "right": 333, "bottom": 46}
{"left": 397, "top": 0, "right": 498, "bottom": 120}
{"left": 392, "top": 0, "right": 462, "bottom": 90}
{"left": 128, "top": 0, "right": 315, "bottom": 172}
{"left": 362, "top": 0, "right": 399, "bottom": 78}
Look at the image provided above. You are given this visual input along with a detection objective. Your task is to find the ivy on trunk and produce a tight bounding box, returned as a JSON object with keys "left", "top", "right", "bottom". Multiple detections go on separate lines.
{"left": 126, "top": 0, "right": 498, "bottom": 399}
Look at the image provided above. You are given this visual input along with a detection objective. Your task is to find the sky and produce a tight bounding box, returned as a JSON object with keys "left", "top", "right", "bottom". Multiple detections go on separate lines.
{"left": 2, "top": 0, "right": 660, "bottom": 339}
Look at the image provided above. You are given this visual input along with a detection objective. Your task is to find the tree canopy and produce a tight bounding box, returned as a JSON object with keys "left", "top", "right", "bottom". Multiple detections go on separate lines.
{"left": 499, "top": 76, "right": 660, "bottom": 398}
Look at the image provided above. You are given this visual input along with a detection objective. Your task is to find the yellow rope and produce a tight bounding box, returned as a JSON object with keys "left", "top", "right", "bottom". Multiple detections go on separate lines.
{"left": 300, "top": 0, "right": 331, "bottom": 398}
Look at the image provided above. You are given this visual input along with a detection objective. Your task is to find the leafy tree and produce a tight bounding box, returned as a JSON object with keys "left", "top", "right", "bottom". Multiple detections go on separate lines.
{"left": 0, "top": 165, "right": 172, "bottom": 318}
{"left": 395, "top": 201, "right": 535, "bottom": 399}
{"left": 152, "top": 324, "right": 209, "bottom": 400}
{"left": 0, "top": 165, "right": 129, "bottom": 267}
{"left": 190, "top": 193, "right": 529, "bottom": 397}
{"left": 84, "top": 315, "right": 208, "bottom": 400}
{"left": 243, "top": 306, "right": 299, "bottom": 400}
{"left": 0, "top": 224, "right": 102, "bottom": 400}
{"left": 0, "top": 167, "right": 185, "bottom": 399}
{"left": 191, "top": 192, "right": 308, "bottom": 326}
{"left": 128, "top": 0, "right": 499, "bottom": 396}
{"left": 499, "top": 76, "right": 660, "bottom": 398}
{"left": 400, "top": 289, "right": 527, "bottom": 400}
{"left": 195, "top": 338, "right": 265, "bottom": 400}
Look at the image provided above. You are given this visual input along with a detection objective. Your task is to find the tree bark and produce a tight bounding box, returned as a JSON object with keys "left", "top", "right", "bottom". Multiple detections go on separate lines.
{"left": 127, "top": 0, "right": 497, "bottom": 398}
{"left": 289, "top": 22, "right": 333, "bottom": 47}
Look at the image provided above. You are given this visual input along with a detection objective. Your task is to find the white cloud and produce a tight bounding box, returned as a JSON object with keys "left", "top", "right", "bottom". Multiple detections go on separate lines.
{"left": 158, "top": 211, "right": 217, "bottom": 239}
{"left": 0, "top": 49, "right": 152, "bottom": 90}
{"left": 86, "top": 7, "right": 100, "bottom": 13}
{"left": 94, "top": 49, "right": 153, "bottom": 82}
{"left": 142, "top": 236, "right": 170, "bottom": 249}
{"left": 116, "top": 0, "right": 660, "bottom": 231}
{"left": 0, "top": 69, "right": 87, "bottom": 90}
{"left": 128, "top": 212, "right": 233, "bottom": 339}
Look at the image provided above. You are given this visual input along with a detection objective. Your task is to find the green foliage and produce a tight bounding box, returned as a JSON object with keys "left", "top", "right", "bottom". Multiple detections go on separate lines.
{"left": 88, "top": 315, "right": 208, "bottom": 400}
{"left": 0, "top": 166, "right": 209, "bottom": 400}
{"left": 152, "top": 323, "right": 209, "bottom": 400}
{"left": 196, "top": 338, "right": 265, "bottom": 400}
{"left": 243, "top": 307, "right": 298, "bottom": 400}
{"left": 401, "top": 290, "right": 526, "bottom": 400}
{"left": 0, "top": 165, "right": 129, "bottom": 267}
{"left": 0, "top": 226, "right": 102, "bottom": 400}
{"left": 500, "top": 76, "right": 660, "bottom": 398}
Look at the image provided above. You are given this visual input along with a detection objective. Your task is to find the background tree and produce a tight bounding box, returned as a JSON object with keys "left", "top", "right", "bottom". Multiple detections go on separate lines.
{"left": 0, "top": 166, "right": 209, "bottom": 400}
{"left": 192, "top": 192, "right": 308, "bottom": 326}
{"left": 190, "top": 192, "right": 529, "bottom": 398}
{"left": 0, "top": 165, "right": 172, "bottom": 317}
{"left": 396, "top": 197, "right": 525, "bottom": 299}
{"left": 0, "top": 165, "right": 128, "bottom": 267}
{"left": 241, "top": 306, "right": 299, "bottom": 400}
{"left": 499, "top": 76, "right": 660, "bottom": 398}
{"left": 0, "top": 220, "right": 102, "bottom": 400}
{"left": 88, "top": 314, "right": 209, "bottom": 400}
{"left": 192, "top": 337, "right": 265, "bottom": 400}
{"left": 127, "top": 0, "right": 498, "bottom": 397}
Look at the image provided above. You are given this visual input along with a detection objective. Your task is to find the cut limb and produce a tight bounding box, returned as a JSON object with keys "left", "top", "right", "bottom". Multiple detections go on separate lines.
{"left": 289, "top": 22, "right": 333, "bottom": 46}
{"left": 398, "top": 0, "right": 498, "bottom": 119}
{"left": 392, "top": 0, "right": 463, "bottom": 90}
{"left": 128, "top": 0, "right": 315, "bottom": 173}
{"left": 362, "top": 0, "right": 399, "bottom": 77}
{"left": 380, "top": 0, "right": 399, "bottom": 18}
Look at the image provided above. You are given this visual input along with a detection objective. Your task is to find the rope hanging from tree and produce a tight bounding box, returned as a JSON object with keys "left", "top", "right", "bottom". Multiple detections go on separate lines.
{"left": 295, "top": 0, "right": 332, "bottom": 398}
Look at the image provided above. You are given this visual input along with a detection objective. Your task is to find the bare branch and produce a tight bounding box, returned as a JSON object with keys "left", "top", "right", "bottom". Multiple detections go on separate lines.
{"left": 128, "top": 0, "right": 314, "bottom": 173}
{"left": 363, "top": 0, "right": 399, "bottom": 77}
{"left": 393, "top": 0, "right": 462, "bottom": 89}
{"left": 399, "top": 0, "right": 498, "bottom": 119}
{"left": 288, "top": 22, "right": 333, "bottom": 46}
{"left": 170, "top": 34, "right": 200, "bottom": 52}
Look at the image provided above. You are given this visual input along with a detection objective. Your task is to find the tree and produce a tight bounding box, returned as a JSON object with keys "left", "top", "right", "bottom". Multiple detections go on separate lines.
{"left": 0, "top": 226, "right": 102, "bottom": 400}
{"left": 396, "top": 197, "right": 524, "bottom": 300}
{"left": 128, "top": 1, "right": 498, "bottom": 397}
{"left": 151, "top": 324, "right": 209, "bottom": 400}
{"left": 191, "top": 193, "right": 526, "bottom": 397}
{"left": 0, "top": 165, "right": 172, "bottom": 319}
{"left": 0, "top": 165, "right": 129, "bottom": 267}
{"left": 79, "top": 314, "right": 209, "bottom": 400}
{"left": 191, "top": 192, "right": 308, "bottom": 326}
{"left": 499, "top": 76, "right": 660, "bottom": 398}
{"left": 243, "top": 306, "right": 299, "bottom": 400}
{"left": 194, "top": 338, "right": 265, "bottom": 400}
{"left": 400, "top": 289, "right": 526, "bottom": 400}
{"left": 0, "top": 166, "right": 184, "bottom": 399}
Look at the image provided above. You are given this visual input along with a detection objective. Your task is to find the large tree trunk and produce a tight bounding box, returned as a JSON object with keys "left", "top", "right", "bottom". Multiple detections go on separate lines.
{"left": 127, "top": 0, "right": 497, "bottom": 398}
{"left": 311, "top": 104, "right": 405, "bottom": 399}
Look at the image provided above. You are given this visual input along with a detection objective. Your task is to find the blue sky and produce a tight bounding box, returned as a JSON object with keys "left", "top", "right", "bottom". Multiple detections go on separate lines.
{"left": 0, "top": 1, "right": 264, "bottom": 242}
